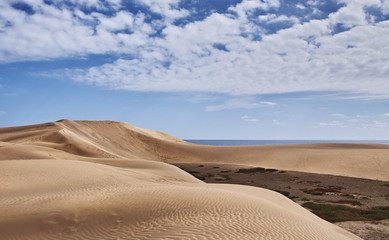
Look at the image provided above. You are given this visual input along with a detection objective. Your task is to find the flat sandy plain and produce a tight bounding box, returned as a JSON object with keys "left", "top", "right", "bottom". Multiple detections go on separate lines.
{"left": 1, "top": 120, "right": 388, "bottom": 239}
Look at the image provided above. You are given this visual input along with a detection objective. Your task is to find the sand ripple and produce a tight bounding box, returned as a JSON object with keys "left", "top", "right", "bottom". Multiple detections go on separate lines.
{"left": 0, "top": 159, "right": 360, "bottom": 240}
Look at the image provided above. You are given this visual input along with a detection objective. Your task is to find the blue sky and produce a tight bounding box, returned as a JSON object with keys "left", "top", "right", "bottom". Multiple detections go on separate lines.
{"left": 1, "top": 0, "right": 389, "bottom": 139}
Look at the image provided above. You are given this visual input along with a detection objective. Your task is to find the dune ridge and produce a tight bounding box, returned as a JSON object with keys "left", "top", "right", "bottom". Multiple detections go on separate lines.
{"left": 1, "top": 119, "right": 388, "bottom": 181}
{"left": 0, "top": 120, "right": 372, "bottom": 239}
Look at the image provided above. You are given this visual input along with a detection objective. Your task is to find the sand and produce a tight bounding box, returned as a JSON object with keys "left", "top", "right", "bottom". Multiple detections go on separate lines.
{"left": 0, "top": 120, "right": 380, "bottom": 239}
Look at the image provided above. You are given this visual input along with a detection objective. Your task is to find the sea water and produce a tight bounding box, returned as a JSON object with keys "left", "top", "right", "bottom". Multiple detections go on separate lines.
{"left": 184, "top": 140, "right": 389, "bottom": 146}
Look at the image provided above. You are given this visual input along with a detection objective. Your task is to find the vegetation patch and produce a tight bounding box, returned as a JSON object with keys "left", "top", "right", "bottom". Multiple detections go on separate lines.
{"left": 274, "top": 190, "right": 290, "bottom": 197}
{"left": 197, "top": 165, "right": 204, "bottom": 167}
{"left": 301, "top": 188, "right": 323, "bottom": 195}
{"left": 307, "top": 180, "right": 321, "bottom": 184}
{"left": 288, "top": 196, "right": 299, "bottom": 200}
{"left": 220, "top": 174, "right": 232, "bottom": 180}
{"left": 206, "top": 173, "right": 214, "bottom": 178}
{"left": 302, "top": 202, "right": 389, "bottom": 222}
{"left": 236, "top": 167, "right": 278, "bottom": 173}
{"left": 302, "top": 186, "right": 343, "bottom": 196}
{"left": 196, "top": 176, "right": 205, "bottom": 181}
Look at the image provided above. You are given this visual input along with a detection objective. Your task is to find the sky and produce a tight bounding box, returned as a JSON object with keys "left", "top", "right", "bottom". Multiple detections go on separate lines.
{"left": 1, "top": 0, "right": 389, "bottom": 140}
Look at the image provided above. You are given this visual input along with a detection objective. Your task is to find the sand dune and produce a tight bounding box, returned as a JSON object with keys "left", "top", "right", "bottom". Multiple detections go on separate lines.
{"left": 0, "top": 159, "right": 359, "bottom": 239}
{"left": 0, "top": 120, "right": 375, "bottom": 239}
{"left": 1, "top": 120, "right": 388, "bottom": 180}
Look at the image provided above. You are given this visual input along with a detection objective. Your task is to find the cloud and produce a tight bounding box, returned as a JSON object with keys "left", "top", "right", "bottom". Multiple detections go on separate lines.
{"left": 319, "top": 121, "right": 345, "bottom": 128}
{"left": 206, "top": 97, "right": 276, "bottom": 111}
{"left": 331, "top": 113, "right": 347, "bottom": 118}
{"left": 135, "top": 0, "right": 189, "bottom": 20}
{"left": 260, "top": 101, "right": 277, "bottom": 106}
{"left": 0, "top": 1, "right": 154, "bottom": 62}
{"left": 296, "top": 3, "right": 306, "bottom": 10}
{"left": 1, "top": 1, "right": 389, "bottom": 99}
{"left": 384, "top": 113, "right": 389, "bottom": 116}
{"left": 0, "top": 110, "right": 6, "bottom": 116}
{"left": 242, "top": 115, "right": 259, "bottom": 122}
{"left": 383, "top": 0, "right": 389, "bottom": 14}
{"left": 258, "top": 14, "right": 300, "bottom": 24}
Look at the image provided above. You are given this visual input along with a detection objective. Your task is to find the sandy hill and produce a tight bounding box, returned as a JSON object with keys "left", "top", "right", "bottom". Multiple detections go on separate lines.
{"left": 1, "top": 119, "right": 388, "bottom": 181}
{"left": 0, "top": 119, "right": 380, "bottom": 239}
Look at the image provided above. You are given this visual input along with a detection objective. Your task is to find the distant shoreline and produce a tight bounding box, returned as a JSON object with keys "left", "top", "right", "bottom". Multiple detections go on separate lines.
{"left": 184, "top": 139, "right": 389, "bottom": 146}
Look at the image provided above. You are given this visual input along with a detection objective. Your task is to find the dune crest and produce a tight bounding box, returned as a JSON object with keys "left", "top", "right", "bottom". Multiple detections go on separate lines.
{"left": 0, "top": 120, "right": 372, "bottom": 239}
{"left": 1, "top": 120, "right": 388, "bottom": 181}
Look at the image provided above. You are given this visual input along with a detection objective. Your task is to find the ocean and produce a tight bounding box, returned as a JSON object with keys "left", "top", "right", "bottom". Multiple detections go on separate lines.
{"left": 184, "top": 140, "right": 389, "bottom": 146}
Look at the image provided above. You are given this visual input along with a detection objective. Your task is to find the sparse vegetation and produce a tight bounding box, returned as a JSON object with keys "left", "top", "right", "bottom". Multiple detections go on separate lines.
{"left": 175, "top": 163, "right": 389, "bottom": 227}
{"left": 288, "top": 196, "right": 299, "bottom": 200}
{"left": 275, "top": 190, "right": 290, "bottom": 197}
{"left": 301, "top": 188, "right": 323, "bottom": 196}
{"left": 307, "top": 181, "right": 321, "bottom": 184}
{"left": 236, "top": 167, "right": 278, "bottom": 173}
{"left": 302, "top": 202, "right": 389, "bottom": 222}
{"left": 302, "top": 186, "right": 343, "bottom": 196}
{"left": 206, "top": 173, "right": 214, "bottom": 178}
{"left": 220, "top": 174, "right": 232, "bottom": 180}
{"left": 340, "top": 193, "right": 355, "bottom": 199}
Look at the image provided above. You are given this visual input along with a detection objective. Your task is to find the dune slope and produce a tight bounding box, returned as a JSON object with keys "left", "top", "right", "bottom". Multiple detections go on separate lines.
{"left": 0, "top": 159, "right": 359, "bottom": 240}
{"left": 1, "top": 119, "right": 388, "bottom": 180}
{"left": 0, "top": 120, "right": 374, "bottom": 239}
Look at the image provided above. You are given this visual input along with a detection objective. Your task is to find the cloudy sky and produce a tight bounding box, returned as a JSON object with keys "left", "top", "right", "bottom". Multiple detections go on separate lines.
{"left": 1, "top": 0, "right": 389, "bottom": 139}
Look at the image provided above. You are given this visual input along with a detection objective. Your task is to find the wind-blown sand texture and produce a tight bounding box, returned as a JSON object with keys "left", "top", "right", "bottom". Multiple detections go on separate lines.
{"left": 1, "top": 120, "right": 382, "bottom": 239}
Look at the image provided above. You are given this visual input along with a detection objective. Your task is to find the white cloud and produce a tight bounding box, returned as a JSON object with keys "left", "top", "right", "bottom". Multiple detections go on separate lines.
{"left": 0, "top": 2, "right": 156, "bottom": 62}
{"left": 258, "top": 14, "right": 300, "bottom": 24}
{"left": 205, "top": 97, "right": 276, "bottom": 111}
{"left": 242, "top": 115, "right": 259, "bottom": 122}
{"left": 319, "top": 121, "right": 345, "bottom": 128}
{"left": 260, "top": 101, "right": 277, "bottom": 106}
{"left": 296, "top": 3, "right": 306, "bottom": 10}
{"left": 229, "top": 0, "right": 280, "bottom": 18}
{"left": 373, "top": 120, "right": 388, "bottom": 128}
{"left": 67, "top": 12, "right": 389, "bottom": 97}
{"left": 0, "top": 110, "right": 6, "bottom": 116}
{"left": 383, "top": 0, "right": 389, "bottom": 14}
{"left": 384, "top": 113, "right": 389, "bottom": 116}
{"left": 272, "top": 120, "right": 281, "bottom": 125}
{"left": 135, "top": 0, "right": 189, "bottom": 21}
{"left": 96, "top": 11, "right": 134, "bottom": 32}
{"left": 331, "top": 113, "right": 347, "bottom": 118}
{"left": 1, "top": 1, "right": 389, "bottom": 99}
